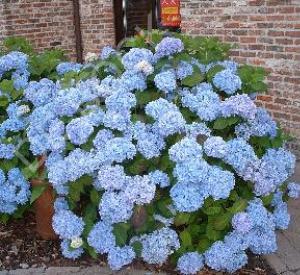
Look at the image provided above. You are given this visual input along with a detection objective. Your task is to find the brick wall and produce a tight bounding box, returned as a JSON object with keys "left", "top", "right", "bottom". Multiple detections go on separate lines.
{"left": 79, "top": 0, "right": 115, "bottom": 56}
{"left": 1, "top": 0, "right": 77, "bottom": 58}
{"left": 181, "top": 0, "right": 300, "bottom": 158}
{"left": 0, "top": 0, "right": 115, "bottom": 59}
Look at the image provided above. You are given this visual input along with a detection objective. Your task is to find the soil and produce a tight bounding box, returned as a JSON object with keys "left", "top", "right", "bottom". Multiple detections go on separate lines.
{"left": 0, "top": 213, "right": 276, "bottom": 274}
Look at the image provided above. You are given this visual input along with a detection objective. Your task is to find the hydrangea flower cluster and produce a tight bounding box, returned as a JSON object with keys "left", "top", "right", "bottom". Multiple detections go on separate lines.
{"left": 3, "top": 33, "right": 298, "bottom": 274}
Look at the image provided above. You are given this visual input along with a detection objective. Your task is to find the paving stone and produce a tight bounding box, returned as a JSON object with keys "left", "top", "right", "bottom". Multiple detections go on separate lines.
{"left": 46, "top": 267, "right": 80, "bottom": 275}
{"left": 264, "top": 253, "right": 288, "bottom": 274}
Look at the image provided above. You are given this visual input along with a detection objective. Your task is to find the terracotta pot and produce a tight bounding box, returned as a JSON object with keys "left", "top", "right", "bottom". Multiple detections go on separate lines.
{"left": 31, "top": 179, "right": 57, "bottom": 240}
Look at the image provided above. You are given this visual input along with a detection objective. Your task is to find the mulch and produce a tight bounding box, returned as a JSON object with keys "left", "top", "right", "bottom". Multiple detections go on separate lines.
{"left": 0, "top": 213, "right": 276, "bottom": 274}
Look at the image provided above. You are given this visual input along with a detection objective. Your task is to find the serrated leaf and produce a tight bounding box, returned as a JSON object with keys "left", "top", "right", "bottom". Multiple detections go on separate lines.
{"left": 213, "top": 116, "right": 240, "bottom": 130}
{"left": 113, "top": 223, "right": 130, "bottom": 247}
{"left": 228, "top": 199, "right": 248, "bottom": 214}
{"left": 212, "top": 213, "right": 232, "bottom": 231}
{"left": 202, "top": 206, "right": 222, "bottom": 216}
{"left": 174, "top": 213, "right": 191, "bottom": 226}
{"left": 181, "top": 67, "right": 204, "bottom": 87}
{"left": 180, "top": 230, "right": 192, "bottom": 248}
{"left": 197, "top": 237, "right": 211, "bottom": 253}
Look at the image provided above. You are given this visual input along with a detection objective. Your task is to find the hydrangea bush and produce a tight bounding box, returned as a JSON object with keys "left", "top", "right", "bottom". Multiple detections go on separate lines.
{"left": 1, "top": 31, "right": 300, "bottom": 273}
{"left": 0, "top": 37, "right": 69, "bottom": 221}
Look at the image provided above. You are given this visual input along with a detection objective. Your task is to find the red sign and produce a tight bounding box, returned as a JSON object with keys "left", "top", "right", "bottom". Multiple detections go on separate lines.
{"left": 160, "top": 0, "right": 181, "bottom": 27}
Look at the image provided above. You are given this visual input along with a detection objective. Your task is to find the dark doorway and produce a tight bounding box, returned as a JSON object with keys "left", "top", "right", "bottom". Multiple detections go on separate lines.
{"left": 113, "top": 0, "right": 157, "bottom": 45}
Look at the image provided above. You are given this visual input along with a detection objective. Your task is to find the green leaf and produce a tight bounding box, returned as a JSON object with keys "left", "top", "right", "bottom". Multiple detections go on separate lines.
{"left": 30, "top": 184, "right": 47, "bottom": 204}
{"left": 132, "top": 241, "right": 143, "bottom": 257}
{"left": 213, "top": 116, "right": 240, "bottom": 130}
{"left": 197, "top": 236, "right": 211, "bottom": 253}
{"left": 206, "top": 224, "right": 224, "bottom": 241}
{"left": 0, "top": 214, "right": 10, "bottom": 224}
{"left": 206, "top": 64, "right": 224, "bottom": 82}
{"left": 90, "top": 189, "right": 101, "bottom": 205}
{"left": 113, "top": 223, "right": 131, "bottom": 247}
{"left": 181, "top": 66, "right": 204, "bottom": 87}
{"left": 202, "top": 206, "right": 222, "bottom": 216}
{"left": 212, "top": 213, "right": 232, "bottom": 231}
{"left": 174, "top": 213, "right": 191, "bottom": 226}
{"left": 180, "top": 230, "right": 192, "bottom": 248}
{"left": 156, "top": 200, "right": 174, "bottom": 218}
{"left": 0, "top": 96, "right": 9, "bottom": 107}
{"left": 228, "top": 199, "right": 248, "bottom": 214}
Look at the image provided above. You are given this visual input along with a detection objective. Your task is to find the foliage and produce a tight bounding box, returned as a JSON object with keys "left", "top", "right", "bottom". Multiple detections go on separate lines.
{"left": 0, "top": 31, "right": 299, "bottom": 274}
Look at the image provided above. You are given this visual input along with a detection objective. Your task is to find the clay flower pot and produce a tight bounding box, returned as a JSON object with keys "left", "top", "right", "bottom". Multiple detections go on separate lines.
{"left": 31, "top": 179, "right": 57, "bottom": 240}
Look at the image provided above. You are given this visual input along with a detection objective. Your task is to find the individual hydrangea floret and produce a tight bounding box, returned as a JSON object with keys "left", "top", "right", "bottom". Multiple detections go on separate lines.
{"left": 52, "top": 210, "right": 84, "bottom": 239}
{"left": 154, "top": 37, "right": 184, "bottom": 59}
{"left": 87, "top": 221, "right": 116, "bottom": 254}
{"left": 177, "top": 252, "right": 204, "bottom": 275}
{"left": 288, "top": 182, "right": 300, "bottom": 199}
{"left": 108, "top": 246, "right": 135, "bottom": 271}
{"left": 213, "top": 69, "right": 242, "bottom": 95}
{"left": 154, "top": 70, "right": 177, "bottom": 94}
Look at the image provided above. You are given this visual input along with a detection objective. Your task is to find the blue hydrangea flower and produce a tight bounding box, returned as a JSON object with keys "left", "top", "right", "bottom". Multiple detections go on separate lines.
{"left": 169, "top": 137, "right": 203, "bottom": 163}
{"left": 60, "top": 239, "right": 84, "bottom": 259}
{"left": 154, "top": 70, "right": 177, "bottom": 94}
{"left": 122, "top": 48, "right": 154, "bottom": 70}
{"left": 96, "top": 165, "right": 127, "bottom": 191}
{"left": 24, "top": 78, "right": 58, "bottom": 107}
{"left": 185, "top": 122, "right": 211, "bottom": 138}
{"left": 221, "top": 94, "right": 257, "bottom": 120}
{"left": 232, "top": 213, "right": 253, "bottom": 234}
{"left": 223, "top": 138, "right": 259, "bottom": 179}
{"left": 87, "top": 221, "right": 116, "bottom": 254}
{"left": 0, "top": 168, "right": 30, "bottom": 214}
{"left": 52, "top": 210, "right": 84, "bottom": 239}
{"left": 103, "top": 110, "right": 131, "bottom": 132}
{"left": 206, "top": 166, "right": 235, "bottom": 200}
{"left": 273, "top": 202, "right": 290, "bottom": 230}
{"left": 204, "top": 136, "right": 227, "bottom": 159}
{"left": 170, "top": 182, "right": 207, "bottom": 212}
{"left": 0, "top": 143, "right": 15, "bottom": 159}
{"left": 177, "top": 252, "right": 204, "bottom": 275}
{"left": 54, "top": 197, "right": 69, "bottom": 212}
{"left": 93, "top": 129, "right": 114, "bottom": 150}
{"left": 140, "top": 227, "right": 180, "bottom": 265}
{"left": 213, "top": 69, "right": 242, "bottom": 95}
{"left": 176, "top": 61, "right": 194, "bottom": 80}
{"left": 99, "top": 191, "right": 133, "bottom": 224}
{"left": 121, "top": 70, "right": 147, "bottom": 91}
{"left": 104, "top": 137, "right": 136, "bottom": 163}
{"left": 100, "top": 46, "right": 116, "bottom": 60}
{"left": 108, "top": 246, "right": 135, "bottom": 270}
{"left": 288, "top": 182, "right": 300, "bottom": 199}
{"left": 173, "top": 159, "right": 209, "bottom": 184}
{"left": 218, "top": 60, "right": 239, "bottom": 73}
{"left": 56, "top": 62, "right": 82, "bottom": 75}
{"left": 149, "top": 170, "right": 170, "bottom": 188}
{"left": 66, "top": 118, "right": 94, "bottom": 145}
{"left": 181, "top": 85, "right": 221, "bottom": 121}
{"left": 48, "top": 119, "right": 65, "bottom": 152}
{"left": 154, "top": 37, "right": 184, "bottom": 59}
{"left": 205, "top": 241, "right": 248, "bottom": 273}
{"left": 125, "top": 175, "right": 156, "bottom": 205}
